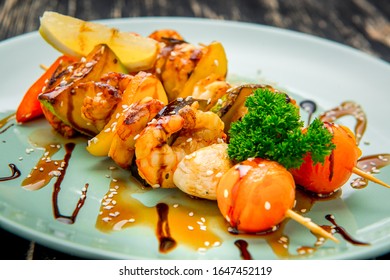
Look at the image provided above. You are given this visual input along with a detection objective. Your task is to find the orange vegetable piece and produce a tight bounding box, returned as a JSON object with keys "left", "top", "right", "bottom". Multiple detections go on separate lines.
{"left": 290, "top": 122, "right": 362, "bottom": 195}
{"left": 16, "top": 55, "right": 76, "bottom": 123}
{"left": 217, "top": 158, "right": 295, "bottom": 233}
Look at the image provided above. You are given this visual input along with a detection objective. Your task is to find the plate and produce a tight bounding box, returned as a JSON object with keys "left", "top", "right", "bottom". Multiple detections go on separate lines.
{"left": 1, "top": 17, "right": 390, "bottom": 260}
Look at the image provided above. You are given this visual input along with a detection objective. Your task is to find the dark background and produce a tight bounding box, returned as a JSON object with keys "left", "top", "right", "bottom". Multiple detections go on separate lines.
{"left": 0, "top": 0, "right": 389, "bottom": 259}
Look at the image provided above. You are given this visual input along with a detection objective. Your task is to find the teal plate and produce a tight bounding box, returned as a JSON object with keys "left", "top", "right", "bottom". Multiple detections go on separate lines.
{"left": 1, "top": 17, "right": 390, "bottom": 260}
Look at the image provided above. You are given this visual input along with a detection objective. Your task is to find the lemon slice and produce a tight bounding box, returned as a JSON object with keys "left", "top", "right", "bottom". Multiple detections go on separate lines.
{"left": 39, "top": 11, "right": 158, "bottom": 71}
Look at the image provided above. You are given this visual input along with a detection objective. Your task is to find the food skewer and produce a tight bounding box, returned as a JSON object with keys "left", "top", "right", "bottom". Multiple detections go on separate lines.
{"left": 216, "top": 158, "right": 339, "bottom": 244}
{"left": 352, "top": 167, "right": 390, "bottom": 189}
{"left": 285, "top": 209, "right": 339, "bottom": 243}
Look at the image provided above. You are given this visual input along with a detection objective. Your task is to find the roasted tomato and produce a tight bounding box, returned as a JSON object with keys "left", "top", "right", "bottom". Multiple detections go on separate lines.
{"left": 290, "top": 122, "right": 362, "bottom": 196}
{"left": 217, "top": 158, "right": 295, "bottom": 233}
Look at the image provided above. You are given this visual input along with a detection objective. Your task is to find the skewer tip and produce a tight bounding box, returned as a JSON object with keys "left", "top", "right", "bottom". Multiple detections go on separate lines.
{"left": 352, "top": 167, "right": 390, "bottom": 189}
{"left": 286, "top": 209, "right": 339, "bottom": 243}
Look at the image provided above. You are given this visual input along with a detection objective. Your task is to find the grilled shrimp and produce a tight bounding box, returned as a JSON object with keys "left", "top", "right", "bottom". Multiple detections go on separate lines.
{"left": 108, "top": 97, "right": 166, "bottom": 169}
{"left": 154, "top": 42, "right": 204, "bottom": 101}
{"left": 81, "top": 73, "right": 133, "bottom": 131}
{"left": 173, "top": 143, "right": 233, "bottom": 200}
{"left": 149, "top": 29, "right": 185, "bottom": 43}
{"left": 134, "top": 102, "right": 226, "bottom": 188}
{"left": 191, "top": 74, "right": 231, "bottom": 111}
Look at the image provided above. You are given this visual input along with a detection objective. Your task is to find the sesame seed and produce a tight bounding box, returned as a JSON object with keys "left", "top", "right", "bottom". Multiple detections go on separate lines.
{"left": 215, "top": 172, "right": 223, "bottom": 178}
{"left": 264, "top": 201, "right": 271, "bottom": 210}
{"left": 186, "top": 137, "right": 193, "bottom": 142}
{"left": 129, "top": 218, "right": 135, "bottom": 223}
{"left": 188, "top": 225, "right": 194, "bottom": 231}
{"left": 133, "top": 134, "right": 140, "bottom": 140}
{"left": 206, "top": 170, "right": 214, "bottom": 176}
{"left": 224, "top": 189, "right": 229, "bottom": 198}
{"left": 188, "top": 212, "right": 194, "bottom": 217}
{"left": 173, "top": 204, "right": 179, "bottom": 208}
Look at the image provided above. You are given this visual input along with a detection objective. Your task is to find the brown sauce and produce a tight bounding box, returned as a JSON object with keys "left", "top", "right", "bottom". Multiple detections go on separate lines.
{"left": 323, "top": 214, "right": 369, "bottom": 245}
{"left": 352, "top": 154, "right": 390, "bottom": 189}
{"left": 95, "top": 168, "right": 222, "bottom": 254}
{"left": 0, "top": 113, "right": 15, "bottom": 135}
{"left": 51, "top": 143, "right": 88, "bottom": 224}
{"left": 319, "top": 101, "right": 367, "bottom": 145}
{"left": 18, "top": 129, "right": 88, "bottom": 224}
{"left": 156, "top": 203, "right": 177, "bottom": 253}
{"left": 234, "top": 239, "right": 252, "bottom": 260}
{"left": 0, "top": 164, "right": 21, "bottom": 182}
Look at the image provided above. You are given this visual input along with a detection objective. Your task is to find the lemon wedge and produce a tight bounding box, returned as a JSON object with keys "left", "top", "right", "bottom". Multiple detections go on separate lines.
{"left": 39, "top": 11, "right": 158, "bottom": 72}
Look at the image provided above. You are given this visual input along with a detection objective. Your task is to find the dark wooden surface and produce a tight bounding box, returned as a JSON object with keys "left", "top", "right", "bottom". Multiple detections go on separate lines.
{"left": 0, "top": 0, "right": 389, "bottom": 260}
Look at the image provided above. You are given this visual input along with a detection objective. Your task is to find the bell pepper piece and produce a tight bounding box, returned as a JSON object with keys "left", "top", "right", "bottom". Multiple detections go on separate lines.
{"left": 16, "top": 55, "right": 76, "bottom": 123}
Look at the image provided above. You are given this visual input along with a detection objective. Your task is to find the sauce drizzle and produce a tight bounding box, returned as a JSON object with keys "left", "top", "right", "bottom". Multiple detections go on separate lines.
{"left": 0, "top": 164, "right": 21, "bottom": 182}
{"left": 234, "top": 239, "right": 252, "bottom": 260}
{"left": 324, "top": 214, "right": 369, "bottom": 246}
{"left": 320, "top": 101, "right": 367, "bottom": 145}
{"left": 156, "top": 203, "right": 177, "bottom": 253}
{"left": 50, "top": 143, "right": 88, "bottom": 224}
{"left": 352, "top": 154, "right": 390, "bottom": 189}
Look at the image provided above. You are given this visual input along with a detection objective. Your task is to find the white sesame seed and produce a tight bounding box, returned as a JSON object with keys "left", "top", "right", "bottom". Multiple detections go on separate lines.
{"left": 188, "top": 225, "right": 194, "bottom": 231}
{"left": 188, "top": 212, "right": 194, "bottom": 217}
{"left": 224, "top": 189, "right": 229, "bottom": 198}
{"left": 206, "top": 170, "right": 214, "bottom": 176}
{"left": 215, "top": 172, "right": 223, "bottom": 178}
{"left": 264, "top": 201, "right": 271, "bottom": 210}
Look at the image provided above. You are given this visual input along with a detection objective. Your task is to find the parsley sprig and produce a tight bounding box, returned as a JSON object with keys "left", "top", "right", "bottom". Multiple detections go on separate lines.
{"left": 227, "top": 88, "right": 335, "bottom": 169}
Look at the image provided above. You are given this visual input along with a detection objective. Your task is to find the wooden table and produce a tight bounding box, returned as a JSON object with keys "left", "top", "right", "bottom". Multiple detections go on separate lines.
{"left": 0, "top": 0, "right": 389, "bottom": 260}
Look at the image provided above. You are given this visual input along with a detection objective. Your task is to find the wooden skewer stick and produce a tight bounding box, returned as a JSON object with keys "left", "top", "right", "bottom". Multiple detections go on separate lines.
{"left": 286, "top": 209, "right": 339, "bottom": 243}
{"left": 40, "top": 64, "right": 48, "bottom": 71}
{"left": 352, "top": 167, "right": 390, "bottom": 189}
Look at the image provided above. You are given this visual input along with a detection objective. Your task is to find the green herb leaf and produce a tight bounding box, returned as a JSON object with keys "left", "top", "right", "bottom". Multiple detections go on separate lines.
{"left": 227, "top": 88, "right": 335, "bottom": 169}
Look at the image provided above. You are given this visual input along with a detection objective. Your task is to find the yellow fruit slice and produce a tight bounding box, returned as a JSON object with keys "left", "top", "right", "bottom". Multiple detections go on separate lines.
{"left": 39, "top": 11, "right": 158, "bottom": 72}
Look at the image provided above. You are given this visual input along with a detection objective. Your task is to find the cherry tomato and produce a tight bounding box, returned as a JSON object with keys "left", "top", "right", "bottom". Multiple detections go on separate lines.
{"left": 290, "top": 122, "right": 362, "bottom": 195}
{"left": 217, "top": 158, "right": 295, "bottom": 233}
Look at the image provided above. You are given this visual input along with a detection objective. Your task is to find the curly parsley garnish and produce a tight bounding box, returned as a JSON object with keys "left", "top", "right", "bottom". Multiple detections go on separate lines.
{"left": 227, "top": 88, "right": 335, "bottom": 169}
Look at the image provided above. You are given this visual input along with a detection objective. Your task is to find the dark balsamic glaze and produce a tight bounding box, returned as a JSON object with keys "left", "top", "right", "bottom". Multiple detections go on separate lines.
{"left": 156, "top": 203, "right": 177, "bottom": 253}
{"left": 0, "top": 164, "right": 21, "bottom": 182}
{"left": 234, "top": 239, "right": 252, "bottom": 260}
{"left": 51, "top": 143, "right": 88, "bottom": 224}
{"left": 324, "top": 214, "right": 369, "bottom": 246}
{"left": 20, "top": 141, "right": 88, "bottom": 224}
